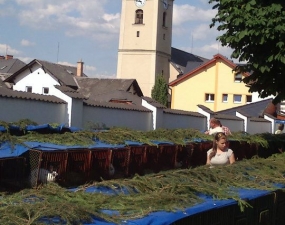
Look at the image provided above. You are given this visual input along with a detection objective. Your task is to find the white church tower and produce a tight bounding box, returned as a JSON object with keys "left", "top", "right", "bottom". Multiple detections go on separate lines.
{"left": 117, "top": 0, "right": 174, "bottom": 97}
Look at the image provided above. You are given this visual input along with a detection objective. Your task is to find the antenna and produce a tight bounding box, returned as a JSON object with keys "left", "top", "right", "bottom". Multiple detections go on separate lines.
{"left": 5, "top": 45, "right": 8, "bottom": 55}
{"left": 191, "top": 35, "right": 193, "bottom": 53}
{"left": 57, "top": 42, "right": 59, "bottom": 63}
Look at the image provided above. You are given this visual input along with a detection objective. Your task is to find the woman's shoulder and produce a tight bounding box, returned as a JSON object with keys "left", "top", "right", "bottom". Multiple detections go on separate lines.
{"left": 207, "top": 148, "right": 213, "bottom": 154}
{"left": 226, "top": 148, "right": 233, "bottom": 155}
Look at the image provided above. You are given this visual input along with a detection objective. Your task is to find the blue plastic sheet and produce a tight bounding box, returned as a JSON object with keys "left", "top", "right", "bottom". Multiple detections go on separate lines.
{"left": 0, "top": 142, "right": 29, "bottom": 158}
{"left": 80, "top": 188, "right": 272, "bottom": 225}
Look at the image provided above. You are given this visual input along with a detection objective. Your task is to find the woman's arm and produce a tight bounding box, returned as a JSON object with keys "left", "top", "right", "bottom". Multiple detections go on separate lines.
{"left": 229, "top": 152, "right": 235, "bottom": 164}
{"left": 206, "top": 154, "right": 211, "bottom": 165}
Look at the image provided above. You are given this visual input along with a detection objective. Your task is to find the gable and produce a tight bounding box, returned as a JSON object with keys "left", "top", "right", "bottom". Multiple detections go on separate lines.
{"left": 5, "top": 59, "right": 81, "bottom": 87}
{"left": 169, "top": 54, "right": 237, "bottom": 86}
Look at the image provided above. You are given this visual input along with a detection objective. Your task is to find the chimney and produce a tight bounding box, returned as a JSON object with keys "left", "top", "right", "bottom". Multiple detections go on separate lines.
{"left": 77, "top": 59, "right": 84, "bottom": 77}
{"left": 5, "top": 55, "right": 13, "bottom": 60}
{"left": 0, "top": 56, "right": 4, "bottom": 60}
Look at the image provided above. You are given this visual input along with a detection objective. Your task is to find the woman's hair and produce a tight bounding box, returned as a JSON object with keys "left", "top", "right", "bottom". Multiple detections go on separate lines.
{"left": 209, "top": 132, "right": 227, "bottom": 160}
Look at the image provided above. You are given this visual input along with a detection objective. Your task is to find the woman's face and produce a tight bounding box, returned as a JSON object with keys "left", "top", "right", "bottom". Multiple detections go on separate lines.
{"left": 216, "top": 137, "right": 227, "bottom": 150}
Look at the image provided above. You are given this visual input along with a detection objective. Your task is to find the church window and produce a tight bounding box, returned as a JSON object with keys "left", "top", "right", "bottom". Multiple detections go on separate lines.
{"left": 135, "top": 9, "right": 143, "bottom": 24}
{"left": 137, "top": 31, "right": 140, "bottom": 37}
{"left": 163, "top": 12, "right": 167, "bottom": 27}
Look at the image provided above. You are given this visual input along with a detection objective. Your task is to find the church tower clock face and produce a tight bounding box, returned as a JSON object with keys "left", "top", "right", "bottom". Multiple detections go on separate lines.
{"left": 134, "top": 0, "right": 146, "bottom": 8}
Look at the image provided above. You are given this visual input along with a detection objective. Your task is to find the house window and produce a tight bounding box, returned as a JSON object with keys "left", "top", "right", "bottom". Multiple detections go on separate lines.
{"left": 222, "top": 94, "right": 228, "bottom": 102}
{"left": 163, "top": 34, "right": 165, "bottom": 40}
{"left": 135, "top": 9, "right": 143, "bottom": 24}
{"left": 205, "top": 93, "right": 215, "bottom": 102}
{"left": 234, "top": 73, "right": 242, "bottom": 82}
{"left": 162, "top": 12, "right": 167, "bottom": 27}
{"left": 246, "top": 95, "right": 252, "bottom": 103}
{"left": 43, "top": 87, "right": 49, "bottom": 94}
{"left": 137, "top": 31, "right": 140, "bottom": 37}
{"left": 234, "top": 94, "right": 242, "bottom": 103}
{"left": 26, "top": 86, "right": 32, "bottom": 93}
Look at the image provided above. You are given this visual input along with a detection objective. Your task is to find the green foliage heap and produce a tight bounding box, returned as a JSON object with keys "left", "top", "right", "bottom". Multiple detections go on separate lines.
{"left": 0, "top": 122, "right": 283, "bottom": 148}
{"left": 1, "top": 153, "right": 285, "bottom": 225}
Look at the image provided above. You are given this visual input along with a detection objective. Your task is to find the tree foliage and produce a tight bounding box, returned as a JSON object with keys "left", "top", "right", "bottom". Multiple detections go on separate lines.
{"left": 209, "top": 0, "right": 285, "bottom": 104}
{"left": 151, "top": 74, "right": 169, "bottom": 107}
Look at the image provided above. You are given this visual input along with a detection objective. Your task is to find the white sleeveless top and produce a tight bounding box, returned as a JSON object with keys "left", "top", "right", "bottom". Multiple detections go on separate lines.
{"left": 207, "top": 148, "right": 233, "bottom": 166}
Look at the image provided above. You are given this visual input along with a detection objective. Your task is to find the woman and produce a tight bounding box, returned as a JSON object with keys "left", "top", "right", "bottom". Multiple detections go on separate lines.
{"left": 206, "top": 132, "right": 235, "bottom": 166}
{"left": 275, "top": 124, "right": 284, "bottom": 134}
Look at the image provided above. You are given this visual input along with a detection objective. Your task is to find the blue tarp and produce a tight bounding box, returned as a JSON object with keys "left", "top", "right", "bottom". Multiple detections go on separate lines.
{"left": 0, "top": 123, "right": 82, "bottom": 133}
{"left": 0, "top": 141, "right": 127, "bottom": 159}
{"left": 0, "top": 142, "right": 29, "bottom": 158}
{"left": 275, "top": 119, "right": 285, "bottom": 124}
{"left": 87, "top": 189, "right": 272, "bottom": 225}
{"left": 65, "top": 187, "right": 272, "bottom": 225}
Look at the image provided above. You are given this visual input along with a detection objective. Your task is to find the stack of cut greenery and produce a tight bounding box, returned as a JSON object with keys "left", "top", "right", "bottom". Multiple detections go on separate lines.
{"left": 0, "top": 119, "right": 279, "bottom": 148}
{"left": 1, "top": 153, "right": 285, "bottom": 225}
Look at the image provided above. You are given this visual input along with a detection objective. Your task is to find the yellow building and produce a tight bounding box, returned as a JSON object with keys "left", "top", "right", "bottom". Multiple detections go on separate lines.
{"left": 169, "top": 54, "right": 252, "bottom": 112}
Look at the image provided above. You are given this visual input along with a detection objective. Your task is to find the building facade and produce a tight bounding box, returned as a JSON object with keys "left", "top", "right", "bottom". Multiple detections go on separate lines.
{"left": 169, "top": 54, "right": 252, "bottom": 112}
{"left": 117, "top": 0, "right": 174, "bottom": 97}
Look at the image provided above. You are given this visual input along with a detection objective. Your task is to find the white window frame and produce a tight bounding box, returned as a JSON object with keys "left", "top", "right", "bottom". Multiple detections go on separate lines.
{"left": 234, "top": 94, "right": 242, "bottom": 103}
{"left": 205, "top": 93, "right": 215, "bottom": 102}
{"left": 222, "top": 94, "right": 228, "bottom": 103}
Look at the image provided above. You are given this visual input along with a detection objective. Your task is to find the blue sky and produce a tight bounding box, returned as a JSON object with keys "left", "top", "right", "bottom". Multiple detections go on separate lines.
{"left": 0, "top": 0, "right": 233, "bottom": 78}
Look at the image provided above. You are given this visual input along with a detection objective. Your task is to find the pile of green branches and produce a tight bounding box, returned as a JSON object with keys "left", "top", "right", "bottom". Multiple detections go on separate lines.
{"left": 1, "top": 118, "right": 284, "bottom": 148}
{"left": 1, "top": 121, "right": 285, "bottom": 150}
{"left": 1, "top": 153, "right": 285, "bottom": 225}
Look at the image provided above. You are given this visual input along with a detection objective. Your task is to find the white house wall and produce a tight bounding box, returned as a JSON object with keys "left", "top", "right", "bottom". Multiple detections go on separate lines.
{"left": 142, "top": 99, "right": 157, "bottom": 130}
{"left": 219, "top": 120, "right": 244, "bottom": 133}
{"left": 83, "top": 106, "right": 153, "bottom": 131}
{"left": 13, "top": 65, "right": 60, "bottom": 94}
{"left": 0, "top": 92, "right": 277, "bottom": 134}
{"left": 163, "top": 114, "right": 206, "bottom": 131}
{"left": 247, "top": 121, "right": 271, "bottom": 134}
{"left": 0, "top": 98, "right": 67, "bottom": 124}
{"left": 12, "top": 65, "right": 74, "bottom": 126}
{"left": 70, "top": 99, "right": 83, "bottom": 128}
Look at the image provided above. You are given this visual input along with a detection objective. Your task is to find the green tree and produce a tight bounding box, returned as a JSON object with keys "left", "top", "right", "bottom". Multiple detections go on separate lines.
{"left": 209, "top": 0, "right": 285, "bottom": 104}
{"left": 151, "top": 74, "right": 168, "bottom": 107}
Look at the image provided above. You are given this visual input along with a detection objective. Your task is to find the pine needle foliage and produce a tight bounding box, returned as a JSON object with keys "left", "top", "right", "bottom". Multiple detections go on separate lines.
{"left": 1, "top": 154, "right": 285, "bottom": 225}
{"left": 1, "top": 126, "right": 284, "bottom": 148}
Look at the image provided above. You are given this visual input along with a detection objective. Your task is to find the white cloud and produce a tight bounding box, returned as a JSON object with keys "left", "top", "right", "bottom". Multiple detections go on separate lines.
{"left": 173, "top": 4, "right": 216, "bottom": 26}
{"left": 0, "top": 44, "right": 21, "bottom": 55}
{"left": 18, "top": 56, "right": 33, "bottom": 63}
{"left": 189, "top": 43, "right": 235, "bottom": 61}
{"left": 21, "top": 39, "right": 35, "bottom": 46}
{"left": 13, "top": 0, "right": 120, "bottom": 42}
{"left": 58, "top": 61, "right": 98, "bottom": 76}
{"left": 57, "top": 60, "right": 115, "bottom": 78}
{"left": 57, "top": 61, "right": 73, "bottom": 66}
